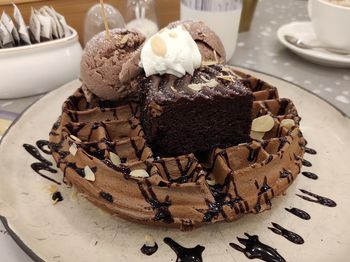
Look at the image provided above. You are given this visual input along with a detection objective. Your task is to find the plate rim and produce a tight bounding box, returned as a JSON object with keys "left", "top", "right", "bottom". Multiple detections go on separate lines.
{"left": 0, "top": 68, "right": 349, "bottom": 262}
{"left": 276, "top": 21, "right": 350, "bottom": 65}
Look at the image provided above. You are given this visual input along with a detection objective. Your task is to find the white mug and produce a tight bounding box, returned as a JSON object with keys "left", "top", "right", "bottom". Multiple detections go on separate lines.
{"left": 308, "top": 0, "right": 350, "bottom": 50}
{"left": 180, "top": 0, "right": 243, "bottom": 61}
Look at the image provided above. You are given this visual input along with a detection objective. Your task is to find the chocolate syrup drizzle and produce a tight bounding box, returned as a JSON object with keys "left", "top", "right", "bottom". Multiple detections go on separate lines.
{"left": 304, "top": 147, "right": 317, "bottom": 155}
{"left": 301, "top": 159, "right": 312, "bottom": 167}
{"left": 138, "top": 180, "right": 174, "bottom": 223}
{"left": 279, "top": 168, "right": 294, "bottom": 184}
{"left": 230, "top": 233, "right": 285, "bottom": 262}
{"left": 154, "top": 156, "right": 197, "bottom": 184}
{"left": 296, "top": 189, "right": 336, "bottom": 207}
{"left": 285, "top": 207, "right": 311, "bottom": 220}
{"left": 52, "top": 191, "right": 63, "bottom": 202}
{"left": 268, "top": 222, "right": 304, "bottom": 244}
{"left": 64, "top": 162, "right": 86, "bottom": 178}
{"left": 100, "top": 191, "right": 113, "bottom": 202}
{"left": 164, "top": 237, "right": 205, "bottom": 262}
{"left": 203, "top": 172, "right": 248, "bottom": 222}
{"left": 301, "top": 171, "right": 318, "bottom": 180}
{"left": 36, "top": 140, "right": 52, "bottom": 154}
{"left": 23, "top": 144, "right": 52, "bottom": 166}
{"left": 246, "top": 145, "right": 260, "bottom": 162}
{"left": 141, "top": 243, "right": 158, "bottom": 256}
{"left": 23, "top": 143, "right": 61, "bottom": 185}
{"left": 30, "top": 163, "right": 60, "bottom": 184}
{"left": 255, "top": 176, "right": 273, "bottom": 213}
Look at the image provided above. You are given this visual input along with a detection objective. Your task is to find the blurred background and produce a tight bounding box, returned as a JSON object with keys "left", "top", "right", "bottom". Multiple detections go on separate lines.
{"left": 0, "top": 0, "right": 257, "bottom": 46}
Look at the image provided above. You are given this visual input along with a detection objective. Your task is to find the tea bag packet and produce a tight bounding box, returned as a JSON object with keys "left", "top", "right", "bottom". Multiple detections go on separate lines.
{"left": 40, "top": 6, "right": 64, "bottom": 39}
{"left": 0, "top": 20, "right": 14, "bottom": 48}
{"left": 1, "top": 11, "right": 20, "bottom": 46}
{"left": 13, "top": 3, "right": 31, "bottom": 45}
{"left": 51, "top": 7, "right": 71, "bottom": 37}
{"left": 49, "top": 7, "right": 64, "bottom": 38}
{"left": 39, "top": 6, "right": 58, "bottom": 39}
{"left": 29, "top": 8, "right": 41, "bottom": 43}
{"left": 35, "top": 10, "right": 53, "bottom": 42}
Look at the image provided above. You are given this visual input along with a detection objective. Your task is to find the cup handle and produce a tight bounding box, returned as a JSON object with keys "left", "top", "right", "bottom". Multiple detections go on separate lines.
{"left": 308, "top": 0, "right": 313, "bottom": 19}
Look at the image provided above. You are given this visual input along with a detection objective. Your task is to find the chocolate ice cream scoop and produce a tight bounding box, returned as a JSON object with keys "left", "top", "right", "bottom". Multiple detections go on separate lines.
{"left": 119, "top": 20, "right": 226, "bottom": 84}
{"left": 80, "top": 29, "right": 145, "bottom": 101}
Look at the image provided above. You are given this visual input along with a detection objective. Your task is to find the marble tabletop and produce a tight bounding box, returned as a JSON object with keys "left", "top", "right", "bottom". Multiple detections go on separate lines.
{"left": 0, "top": 0, "right": 349, "bottom": 261}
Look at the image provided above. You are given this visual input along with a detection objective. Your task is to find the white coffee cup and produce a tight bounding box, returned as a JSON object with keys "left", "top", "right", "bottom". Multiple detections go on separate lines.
{"left": 308, "top": 0, "right": 350, "bottom": 50}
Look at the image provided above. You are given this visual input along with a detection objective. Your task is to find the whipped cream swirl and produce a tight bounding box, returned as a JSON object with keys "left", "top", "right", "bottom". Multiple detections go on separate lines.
{"left": 140, "top": 25, "right": 202, "bottom": 77}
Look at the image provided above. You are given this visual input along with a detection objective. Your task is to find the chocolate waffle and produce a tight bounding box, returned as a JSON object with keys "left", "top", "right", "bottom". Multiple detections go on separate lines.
{"left": 49, "top": 69, "right": 305, "bottom": 231}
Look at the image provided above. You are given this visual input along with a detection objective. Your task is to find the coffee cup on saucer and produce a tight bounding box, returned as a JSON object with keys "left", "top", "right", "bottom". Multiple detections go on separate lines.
{"left": 308, "top": 0, "right": 350, "bottom": 50}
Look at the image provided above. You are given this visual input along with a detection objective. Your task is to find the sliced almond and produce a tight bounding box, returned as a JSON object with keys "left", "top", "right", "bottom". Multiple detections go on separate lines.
{"left": 69, "top": 143, "right": 78, "bottom": 156}
{"left": 69, "top": 135, "right": 81, "bottom": 143}
{"left": 188, "top": 79, "right": 218, "bottom": 91}
{"left": 151, "top": 35, "right": 167, "bottom": 57}
{"left": 129, "top": 169, "right": 149, "bottom": 178}
{"left": 168, "top": 31, "right": 177, "bottom": 38}
{"left": 213, "top": 50, "right": 218, "bottom": 62}
{"left": 170, "top": 86, "right": 177, "bottom": 92}
{"left": 217, "top": 75, "right": 237, "bottom": 82}
{"left": 52, "top": 198, "right": 59, "bottom": 205}
{"left": 120, "top": 34, "right": 129, "bottom": 44}
{"left": 205, "top": 79, "right": 218, "bottom": 88}
{"left": 109, "top": 152, "right": 121, "bottom": 166}
{"left": 188, "top": 83, "right": 203, "bottom": 91}
{"left": 206, "top": 178, "right": 216, "bottom": 186}
{"left": 250, "top": 130, "right": 265, "bottom": 141}
{"left": 200, "top": 75, "right": 210, "bottom": 82}
{"left": 144, "top": 234, "right": 155, "bottom": 247}
{"left": 84, "top": 166, "right": 96, "bottom": 181}
{"left": 201, "top": 60, "right": 217, "bottom": 66}
{"left": 251, "top": 115, "right": 274, "bottom": 132}
{"left": 280, "top": 119, "right": 295, "bottom": 130}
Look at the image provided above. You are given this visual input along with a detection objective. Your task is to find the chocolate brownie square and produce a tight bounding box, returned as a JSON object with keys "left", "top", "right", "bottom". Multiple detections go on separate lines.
{"left": 140, "top": 64, "right": 253, "bottom": 156}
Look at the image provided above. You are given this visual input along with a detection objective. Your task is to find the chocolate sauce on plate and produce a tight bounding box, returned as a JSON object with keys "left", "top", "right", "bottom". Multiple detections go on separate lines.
{"left": 36, "top": 140, "right": 52, "bottom": 155}
{"left": 23, "top": 144, "right": 52, "bottom": 166}
{"left": 23, "top": 143, "right": 61, "bottom": 184}
{"left": 304, "top": 147, "right": 317, "bottom": 155}
{"left": 52, "top": 191, "right": 63, "bottom": 202}
{"left": 141, "top": 243, "right": 158, "bottom": 256}
{"left": 230, "top": 233, "right": 285, "bottom": 262}
{"left": 301, "top": 171, "right": 318, "bottom": 180}
{"left": 285, "top": 207, "right": 311, "bottom": 220}
{"left": 296, "top": 189, "right": 336, "bottom": 207}
{"left": 301, "top": 159, "right": 312, "bottom": 167}
{"left": 268, "top": 222, "right": 304, "bottom": 244}
{"left": 164, "top": 237, "right": 205, "bottom": 262}
{"left": 30, "top": 162, "right": 60, "bottom": 185}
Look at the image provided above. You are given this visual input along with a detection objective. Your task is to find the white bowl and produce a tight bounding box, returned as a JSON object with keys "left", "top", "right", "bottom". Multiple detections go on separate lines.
{"left": 0, "top": 26, "right": 82, "bottom": 99}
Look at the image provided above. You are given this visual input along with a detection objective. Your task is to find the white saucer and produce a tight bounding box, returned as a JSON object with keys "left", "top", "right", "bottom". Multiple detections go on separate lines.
{"left": 277, "top": 21, "right": 350, "bottom": 68}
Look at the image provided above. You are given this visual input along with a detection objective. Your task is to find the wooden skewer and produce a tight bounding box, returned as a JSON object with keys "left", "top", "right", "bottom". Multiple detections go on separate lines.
{"left": 99, "top": 0, "right": 111, "bottom": 40}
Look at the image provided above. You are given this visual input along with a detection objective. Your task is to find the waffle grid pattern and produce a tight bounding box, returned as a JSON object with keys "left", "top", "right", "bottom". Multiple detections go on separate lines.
{"left": 49, "top": 70, "right": 305, "bottom": 230}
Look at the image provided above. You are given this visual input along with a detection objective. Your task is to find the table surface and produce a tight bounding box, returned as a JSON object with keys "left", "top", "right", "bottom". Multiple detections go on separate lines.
{"left": 0, "top": 0, "right": 349, "bottom": 261}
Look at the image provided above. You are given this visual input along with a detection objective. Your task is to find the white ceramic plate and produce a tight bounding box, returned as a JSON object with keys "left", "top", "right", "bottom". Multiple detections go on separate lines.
{"left": 277, "top": 21, "right": 350, "bottom": 68}
{"left": 0, "top": 69, "right": 350, "bottom": 262}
